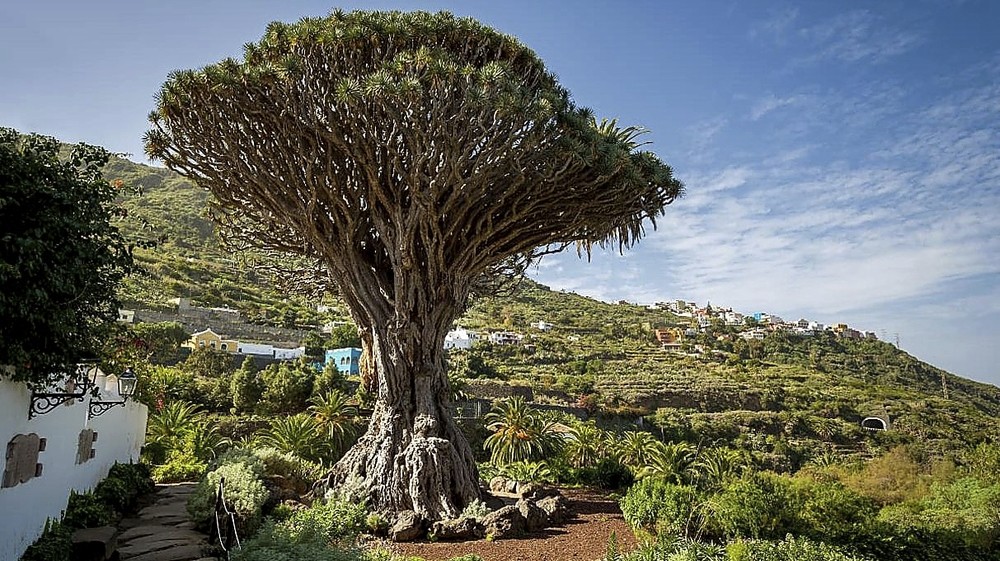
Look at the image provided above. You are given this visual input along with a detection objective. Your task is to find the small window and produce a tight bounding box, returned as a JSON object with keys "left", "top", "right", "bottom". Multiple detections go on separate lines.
{"left": 221, "top": 343, "right": 228, "bottom": 351}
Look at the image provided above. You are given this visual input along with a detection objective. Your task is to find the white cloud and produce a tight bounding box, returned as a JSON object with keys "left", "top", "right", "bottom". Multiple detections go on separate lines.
{"left": 750, "top": 94, "right": 803, "bottom": 120}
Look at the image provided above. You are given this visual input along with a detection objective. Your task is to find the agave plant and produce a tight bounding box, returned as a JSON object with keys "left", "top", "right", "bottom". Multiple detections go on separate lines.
{"left": 483, "top": 396, "right": 562, "bottom": 466}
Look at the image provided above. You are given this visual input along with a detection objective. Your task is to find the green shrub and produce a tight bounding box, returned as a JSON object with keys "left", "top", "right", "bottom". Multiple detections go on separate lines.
{"left": 726, "top": 535, "right": 869, "bottom": 561}
{"left": 188, "top": 459, "right": 269, "bottom": 534}
{"left": 620, "top": 477, "right": 701, "bottom": 536}
{"left": 19, "top": 519, "right": 72, "bottom": 561}
{"left": 62, "top": 491, "right": 113, "bottom": 529}
{"left": 151, "top": 450, "right": 206, "bottom": 483}
{"left": 580, "top": 457, "right": 634, "bottom": 490}
{"left": 279, "top": 495, "right": 367, "bottom": 543}
{"left": 231, "top": 519, "right": 363, "bottom": 561}
{"left": 707, "top": 472, "right": 799, "bottom": 540}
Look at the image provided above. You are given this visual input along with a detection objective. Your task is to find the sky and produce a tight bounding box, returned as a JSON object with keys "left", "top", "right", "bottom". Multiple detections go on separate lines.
{"left": 1, "top": 1, "right": 998, "bottom": 385}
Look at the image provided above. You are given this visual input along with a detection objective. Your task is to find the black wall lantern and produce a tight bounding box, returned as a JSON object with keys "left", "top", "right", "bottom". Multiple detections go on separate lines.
{"left": 27, "top": 362, "right": 99, "bottom": 419}
{"left": 88, "top": 368, "right": 138, "bottom": 419}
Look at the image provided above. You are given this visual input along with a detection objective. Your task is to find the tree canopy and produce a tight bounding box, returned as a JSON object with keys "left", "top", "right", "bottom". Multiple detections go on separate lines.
{"left": 0, "top": 128, "right": 135, "bottom": 386}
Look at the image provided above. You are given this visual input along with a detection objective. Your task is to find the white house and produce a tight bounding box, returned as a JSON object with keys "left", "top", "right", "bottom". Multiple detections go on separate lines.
{"left": 533, "top": 320, "right": 554, "bottom": 332}
{"left": 117, "top": 309, "right": 135, "bottom": 323}
{"left": 444, "top": 328, "right": 478, "bottom": 350}
{"left": 740, "top": 329, "right": 767, "bottom": 341}
{"left": 489, "top": 331, "right": 523, "bottom": 346}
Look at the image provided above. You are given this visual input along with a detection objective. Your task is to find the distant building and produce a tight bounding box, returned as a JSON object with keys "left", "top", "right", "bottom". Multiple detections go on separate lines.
{"left": 184, "top": 328, "right": 239, "bottom": 353}
{"left": 444, "top": 328, "right": 478, "bottom": 350}
{"left": 325, "top": 347, "right": 363, "bottom": 375}
{"left": 533, "top": 320, "right": 554, "bottom": 332}
{"left": 489, "top": 331, "right": 523, "bottom": 346}
{"left": 117, "top": 309, "right": 135, "bottom": 323}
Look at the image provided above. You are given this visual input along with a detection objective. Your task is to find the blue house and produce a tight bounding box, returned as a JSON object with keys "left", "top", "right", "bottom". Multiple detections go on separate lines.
{"left": 325, "top": 347, "right": 362, "bottom": 375}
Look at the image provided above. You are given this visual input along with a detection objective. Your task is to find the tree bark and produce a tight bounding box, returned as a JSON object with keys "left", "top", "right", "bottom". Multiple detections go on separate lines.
{"left": 324, "top": 316, "right": 480, "bottom": 520}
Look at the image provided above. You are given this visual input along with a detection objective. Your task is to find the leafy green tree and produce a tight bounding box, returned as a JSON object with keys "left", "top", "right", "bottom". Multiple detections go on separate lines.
{"left": 258, "top": 359, "right": 315, "bottom": 415}
{"left": 0, "top": 129, "right": 135, "bottom": 387}
{"left": 145, "top": 10, "right": 682, "bottom": 519}
{"left": 181, "top": 347, "right": 234, "bottom": 379}
{"left": 231, "top": 357, "right": 265, "bottom": 413}
{"left": 311, "top": 360, "right": 349, "bottom": 398}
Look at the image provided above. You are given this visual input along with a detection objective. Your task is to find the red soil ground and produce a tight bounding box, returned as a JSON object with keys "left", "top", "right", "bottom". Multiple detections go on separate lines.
{"left": 385, "top": 488, "right": 638, "bottom": 561}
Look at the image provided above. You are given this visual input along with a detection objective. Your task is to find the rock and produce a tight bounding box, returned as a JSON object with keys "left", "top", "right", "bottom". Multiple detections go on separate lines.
{"left": 126, "top": 544, "right": 208, "bottom": 561}
{"left": 430, "top": 517, "right": 484, "bottom": 541}
{"left": 280, "top": 499, "right": 309, "bottom": 512}
{"left": 482, "top": 505, "right": 525, "bottom": 540}
{"left": 536, "top": 494, "right": 570, "bottom": 524}
{"left": 390, "top": 510, "right": 424, "bottom": 542}
{"left": 516, "top": 498, "right": 549, "bottom": 532}
{"left": 489, "top": 476, "right": 508, "bottom": 494}
{"left": 482, "top": 492, "right": 506, "bottom": 510}
{"left": 72, "top": 526, "right": 117, "bottom": 561}
{"left": 515, "top": 481, "right": 540, "bottom": 497}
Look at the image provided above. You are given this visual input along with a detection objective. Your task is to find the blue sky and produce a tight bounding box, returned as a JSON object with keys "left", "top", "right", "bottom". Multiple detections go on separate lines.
{"left": 2, "top": 1, "right": 998, "bottom": 385}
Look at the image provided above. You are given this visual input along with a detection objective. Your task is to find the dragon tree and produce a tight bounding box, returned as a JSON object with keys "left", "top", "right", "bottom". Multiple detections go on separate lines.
{"left": 145, "top": 10, "right": 683, "bottom": 521}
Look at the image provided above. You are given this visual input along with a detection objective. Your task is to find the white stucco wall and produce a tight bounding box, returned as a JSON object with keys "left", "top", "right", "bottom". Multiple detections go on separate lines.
{"left": 0, "top": 379, "right": 147, "bottom": 561}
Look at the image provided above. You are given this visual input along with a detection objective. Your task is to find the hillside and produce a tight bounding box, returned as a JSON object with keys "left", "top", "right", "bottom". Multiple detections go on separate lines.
{"left": 105, "top": 156, "right": 1000, "bottom": 464}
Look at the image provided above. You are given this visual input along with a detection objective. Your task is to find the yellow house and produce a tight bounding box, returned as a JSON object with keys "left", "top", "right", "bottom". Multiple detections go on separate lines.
{"left": 183, "top": 328, "right": 239, "bottom": 353}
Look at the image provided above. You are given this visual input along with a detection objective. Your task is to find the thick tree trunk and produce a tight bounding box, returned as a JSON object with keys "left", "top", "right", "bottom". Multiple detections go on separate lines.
{"left": 324, "top": 320, "right": 480, "bottom": 521}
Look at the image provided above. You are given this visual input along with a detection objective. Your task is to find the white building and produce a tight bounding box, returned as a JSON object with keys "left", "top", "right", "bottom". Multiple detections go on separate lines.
{"left": 534, "top": 320, "right": 554, "bottom": 332}
{"left": 444, "top": 328, "right": 478, "bottom": 350}
{"left": 489, "top": 331, "right": 523, "bottom": 346}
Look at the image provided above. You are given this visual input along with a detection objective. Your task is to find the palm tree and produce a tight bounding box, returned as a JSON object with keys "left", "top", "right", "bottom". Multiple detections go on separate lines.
{"left": 616, "top": 431, "right": 659, "bottom": 469}
{"left": 146, "top": 401, "right": 204, "bottom": 446}
{"left": 641, "top": 441, "right": 695, "bottom": 483}
{"left": 483, "top": 396, "right": 561, "bottom": 465}
{"left": 565, "top": 421, "right": 608, "bottom": 468}
{"left": 260, "top": 414, "right": 330, "bottom": 464}
{"left": 691, "top": 447, "right": 746, "bottom": 490}
{"left": 308, "top": 389, "right": 359, "bottom": 456}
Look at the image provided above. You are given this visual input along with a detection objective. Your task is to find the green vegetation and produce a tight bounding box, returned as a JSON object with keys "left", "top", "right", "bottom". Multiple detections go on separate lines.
{"left": 0, "top": 129, "right": 136, "bottom": 387}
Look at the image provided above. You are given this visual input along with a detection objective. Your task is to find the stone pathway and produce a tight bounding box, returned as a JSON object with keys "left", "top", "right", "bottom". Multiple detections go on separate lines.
{"left": 115, "top": 483, "right": 217, "bottom": 561}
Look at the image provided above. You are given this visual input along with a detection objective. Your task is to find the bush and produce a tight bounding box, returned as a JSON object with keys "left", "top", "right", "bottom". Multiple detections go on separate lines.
{"left": 188, "top": 458, "right": 269, "bottom": 534}
{"left": 151, "top": 450, "right": 207, "bottom": 483}
{"left": 231, "top": 519, "right": 363, "bottom": 561}
{"left": 87, "top": 462, "right": 156, "bottom": 516}
{"left": 278, "top": 495, "right": 367, "bottom": 543}
{"left": 580, "top": 457, "right": 634, "bottom": 490}
{"left": 62, "top": 491, "right": 114, "bottom": 529}
{"left": 620, "top": 478, "right": 702, "bottom": 537}
{"left": 726, "top": 535, "right": 870, "bottom": 561}
{"left": 707, "top": 472, "right": 799, "bottom": 540}
{"left": 19, "top": 519, "right": 72, "bottom": 561}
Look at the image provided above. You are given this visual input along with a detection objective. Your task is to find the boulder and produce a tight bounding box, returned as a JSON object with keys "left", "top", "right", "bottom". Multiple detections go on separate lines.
{"left": 515, "top": 481, "right": 541, "bottom": 498}
{"left": 489, "top": 475, "right": 509, "bottom": 494}
{"left": 536, "top": 494, "right": 570, "bottom": 524}
{"left": 430, "top": 517, "right": 484, "bottom": 541}
{"left": 72, "top": 526, "right": 118, "bottom": 561}
{"left": 516, "top": 498, "right": 549, "bottom": 532}
{"left": 390, "top": 510, "right": 424, "bottom": 542}
{"left": 482, "top": 505, "right": 525, "bottom": 540}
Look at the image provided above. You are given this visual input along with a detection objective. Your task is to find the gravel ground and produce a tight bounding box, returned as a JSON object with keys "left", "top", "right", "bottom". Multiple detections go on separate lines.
{"left": 386, "top": 488, "right": 638, "bottom": 561}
